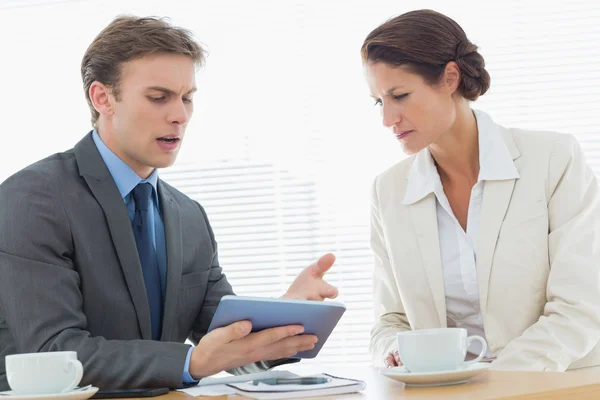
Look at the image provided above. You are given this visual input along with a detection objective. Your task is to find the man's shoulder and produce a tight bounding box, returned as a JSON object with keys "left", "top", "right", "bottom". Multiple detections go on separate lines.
{"left": 1, "top": 149, "right": 78, "bottom": 190}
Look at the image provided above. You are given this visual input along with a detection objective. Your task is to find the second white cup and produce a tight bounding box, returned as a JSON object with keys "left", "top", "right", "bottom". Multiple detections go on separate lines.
{"left": 396, "top": 328, "right": 487, "bottom": 373}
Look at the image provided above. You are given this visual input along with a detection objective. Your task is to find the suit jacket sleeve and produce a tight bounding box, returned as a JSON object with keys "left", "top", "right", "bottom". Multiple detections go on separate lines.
{"left": 491, "top": 134, "right": 600, "bottom": 371}
{"left": 0, "top": 169, "right": 190, "bottom": 390}
{"left": 369, "top": 176, "right": 412, "bottom": 367}
{"left": 187, "top": 203, "right": 299, "bottom": 377}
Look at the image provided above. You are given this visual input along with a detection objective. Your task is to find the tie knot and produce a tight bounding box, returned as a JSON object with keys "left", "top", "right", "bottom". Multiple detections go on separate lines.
{"left": 132, "top": 182, "right": 153, "bottom": 212}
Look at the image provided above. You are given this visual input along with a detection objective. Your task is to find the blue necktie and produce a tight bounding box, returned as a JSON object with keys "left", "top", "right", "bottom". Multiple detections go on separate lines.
{"left": 131, "top": 183, "right": 163, "bottom": 340}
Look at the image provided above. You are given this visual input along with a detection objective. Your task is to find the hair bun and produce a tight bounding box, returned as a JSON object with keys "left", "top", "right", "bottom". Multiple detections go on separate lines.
{"left": 455, "top": 41, "right": 481, "bottom": 78}
{"left": 454, "top": 41, "right": 490, "bottom": 100}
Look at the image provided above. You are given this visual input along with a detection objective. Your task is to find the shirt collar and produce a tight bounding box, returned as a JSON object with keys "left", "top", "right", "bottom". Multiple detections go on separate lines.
{"left": 474, "top": 109, "right": 519, "bottom": 182}
{"left": 92, "top": 130, "right": 159, "bottom": 203}
{"left": 402, "top": 109, "right": 519, "bottom": 205}
{"left": 402, "top": 148, "right": 442, "bottom": 205}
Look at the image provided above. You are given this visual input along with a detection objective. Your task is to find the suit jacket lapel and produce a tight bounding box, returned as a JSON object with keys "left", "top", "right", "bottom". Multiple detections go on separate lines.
{"left": 74, "top": 133, "right": 153, "bottom": 339}
{"left": 476, "top": 180, "right": 515, "bottom": 312}
{"left": 476, "top": 129, "right": 521, "bottom": 313}
{"left": 158, "top": 181, "right": 183, "bottom": 341}
{"left": 409, "top": 193, "right": 446, "bottom": 327}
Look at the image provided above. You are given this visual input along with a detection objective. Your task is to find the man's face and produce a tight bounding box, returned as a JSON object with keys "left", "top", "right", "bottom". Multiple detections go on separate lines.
{"left": 101, "top": 53, "right": 196, "bottom": 178}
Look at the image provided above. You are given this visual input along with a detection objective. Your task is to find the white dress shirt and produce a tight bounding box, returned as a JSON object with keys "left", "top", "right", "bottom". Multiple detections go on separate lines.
{"left": 402, "top": 112, "right": 520, "bottom": 356}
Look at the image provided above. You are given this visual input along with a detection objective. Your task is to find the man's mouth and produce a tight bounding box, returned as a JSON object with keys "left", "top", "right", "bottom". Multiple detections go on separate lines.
{"left": 157, "top": 137, "right": 180, "bottom": 143}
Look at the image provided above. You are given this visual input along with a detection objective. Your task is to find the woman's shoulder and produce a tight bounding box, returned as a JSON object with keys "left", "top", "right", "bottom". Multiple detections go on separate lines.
{"left": 504, "top": 125, "right": 572, "bottom": 146}
{"left": 475, "top": 109, "right": 580, "bottom": 161}
{"left": 501, "top": 125, "right": 582, "bottom": 164}
{"left": 373, "top": 154, "right": 417, "bottom": 188}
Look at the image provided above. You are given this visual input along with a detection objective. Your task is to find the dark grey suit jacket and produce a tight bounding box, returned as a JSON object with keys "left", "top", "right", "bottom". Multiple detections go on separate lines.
{"left": 0, "top": 133, "right": 284, "bottom": 390}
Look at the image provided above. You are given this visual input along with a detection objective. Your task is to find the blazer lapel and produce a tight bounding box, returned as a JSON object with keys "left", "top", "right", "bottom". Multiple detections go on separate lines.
{"left": 157, "top": 181, "right": 183, "bottom": 341}
{"left": 476, "top": 128, "right": 521, "bottom": 313}
{"left": 409, "top": 193, "right": 446, "bottom": 327}
{"left": 74, "top": 133, "right": 153, "bottom": 339}
{"left": 476, "top": 180, "right": 515, "bottom": 312}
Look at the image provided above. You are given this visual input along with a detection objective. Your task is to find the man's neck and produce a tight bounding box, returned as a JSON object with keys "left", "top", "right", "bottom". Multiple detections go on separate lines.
{"left": 95, "top": 125, "right": 154, "bottom": 179}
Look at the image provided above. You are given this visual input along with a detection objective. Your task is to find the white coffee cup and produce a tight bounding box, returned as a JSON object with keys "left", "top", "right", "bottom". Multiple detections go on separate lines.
{"left": 396, "top": 328, "right": 487, "bottom": 373}
{"left": 6, "top": 351, "right": 84, "bottom": 395}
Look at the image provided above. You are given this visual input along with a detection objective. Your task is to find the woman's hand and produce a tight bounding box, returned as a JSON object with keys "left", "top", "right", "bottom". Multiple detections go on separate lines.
{"left": 385, "top": 350, "right": 402, "bottom": 367}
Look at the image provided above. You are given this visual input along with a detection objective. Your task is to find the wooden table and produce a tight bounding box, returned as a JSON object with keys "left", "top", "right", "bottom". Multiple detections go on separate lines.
{"left": 120, "top": 365, "right": 600, "bottom": 399}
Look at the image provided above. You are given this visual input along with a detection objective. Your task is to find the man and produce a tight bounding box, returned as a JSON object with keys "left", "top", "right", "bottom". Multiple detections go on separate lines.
{"left": 0, "top": 16, "right": 338, "bottom": 390}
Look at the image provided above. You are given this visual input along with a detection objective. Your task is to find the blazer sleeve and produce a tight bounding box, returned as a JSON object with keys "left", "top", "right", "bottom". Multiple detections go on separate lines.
{"left": 187, "top": 202, "right": 236, "bottom": 345}
{"left": 369, "top": 176, "right": 412, "bottom": 367}
{"left": 0, "top": 169, "right": 191, "bottom": 390}
{"left": 491, "top": 134, "right": 600, "bottom": 371}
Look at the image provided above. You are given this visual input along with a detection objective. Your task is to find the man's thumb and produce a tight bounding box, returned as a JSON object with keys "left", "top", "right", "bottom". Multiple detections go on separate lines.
{"left": 227, "top": 320, "right": 252, "bottom": 341}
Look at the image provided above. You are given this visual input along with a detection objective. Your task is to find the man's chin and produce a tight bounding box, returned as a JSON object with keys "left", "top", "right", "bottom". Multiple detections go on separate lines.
{"left": 149, "top": 156, "right": 178, "bottom": 170}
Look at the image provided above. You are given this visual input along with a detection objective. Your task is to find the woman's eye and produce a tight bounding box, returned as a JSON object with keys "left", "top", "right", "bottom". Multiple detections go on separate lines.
{"left": 393, "top": 93, "right": 409, "bottom": 101}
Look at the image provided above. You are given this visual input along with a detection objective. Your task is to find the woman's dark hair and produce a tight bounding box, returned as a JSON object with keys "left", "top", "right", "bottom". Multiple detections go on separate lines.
{"left": 361, "top": 9, "right": 490, "bottom": 101}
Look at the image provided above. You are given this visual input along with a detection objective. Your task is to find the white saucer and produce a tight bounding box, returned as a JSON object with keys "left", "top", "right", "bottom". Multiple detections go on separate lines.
{"left": 0, "top": 386, "right": 99, "bottom": 400}
{"left": 379, "top": 362, "right": 490, "bottom": 387}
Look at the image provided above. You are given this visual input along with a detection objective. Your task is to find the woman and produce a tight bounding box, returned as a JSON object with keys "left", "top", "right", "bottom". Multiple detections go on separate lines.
{"left": 362, "top": 9, "right": 600, "bottom": 371}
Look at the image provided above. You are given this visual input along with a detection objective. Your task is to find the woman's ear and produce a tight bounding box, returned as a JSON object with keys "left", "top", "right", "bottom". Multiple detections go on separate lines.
{"left": 442, "top": 61, "right": 461, "bottom": 94}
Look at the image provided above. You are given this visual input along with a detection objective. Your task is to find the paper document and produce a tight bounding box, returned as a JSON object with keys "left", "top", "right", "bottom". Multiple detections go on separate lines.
{"left": 177, "top": 371, "right": 366, "bottom": 399}
{"left": 177, "top": 370, "right": 299, "bottom": 397}
{"left": 197, "top": 370, "right": 298, "bottom": 386}
{"left": 227, "top": 373, "right": 365, "bottom": 399}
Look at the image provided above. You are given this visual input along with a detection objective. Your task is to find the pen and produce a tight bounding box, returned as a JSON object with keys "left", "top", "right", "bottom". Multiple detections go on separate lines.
{"left": 252, "top": 377, "right": 330, "bottom": 385}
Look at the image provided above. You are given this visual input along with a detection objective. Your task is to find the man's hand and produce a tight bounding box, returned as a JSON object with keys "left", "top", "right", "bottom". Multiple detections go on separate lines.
{"left": 282, "top": 253, "right": 338, "bottom": 301}
{"left": 189, "top": 321, "right": 317, "bottom": 378}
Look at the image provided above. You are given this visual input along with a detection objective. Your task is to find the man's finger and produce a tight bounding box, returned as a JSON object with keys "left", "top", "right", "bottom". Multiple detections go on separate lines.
{"left": 320, "top": 283, "right": 338, "bottom": 299}
{"left": 312, "top": 253, "right": 336, "bottom": 277}
{"left": 208, "top": 320, "right": 252, "bottom": 346}
{"left": 260, "top": 335, "right": 318, "bottom": 361}
{"left": 245, "top": 325, "right": 305, "bottom": 348}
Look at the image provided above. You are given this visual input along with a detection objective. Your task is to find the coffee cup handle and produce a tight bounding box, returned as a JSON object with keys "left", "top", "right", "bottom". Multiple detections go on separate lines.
{"left": 463, "top": 335, "right": 487, "bottom": 366}
{"left": 62, "top": 359, "right": 84, "bottom": 393}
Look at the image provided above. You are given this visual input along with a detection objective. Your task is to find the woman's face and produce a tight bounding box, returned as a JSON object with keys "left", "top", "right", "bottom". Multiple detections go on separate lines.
{"left": 364, "top": 62, "right": 459, "bottom": 155}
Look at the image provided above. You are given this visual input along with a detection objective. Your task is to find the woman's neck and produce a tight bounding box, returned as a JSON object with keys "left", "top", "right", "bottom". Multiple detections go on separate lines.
{"left": 429, "top": 105, "right": 479, "bottom": 185}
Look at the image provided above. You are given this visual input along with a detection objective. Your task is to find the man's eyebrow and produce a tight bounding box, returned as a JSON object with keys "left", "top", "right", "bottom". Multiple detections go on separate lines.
{"left": 147, "top": 86, "right": 197, "bottom": 95}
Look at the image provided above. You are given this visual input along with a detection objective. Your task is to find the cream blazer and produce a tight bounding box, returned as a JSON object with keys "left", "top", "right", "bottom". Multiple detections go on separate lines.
{"left": 370, "top": 111, "right": 600, "bottom": 371}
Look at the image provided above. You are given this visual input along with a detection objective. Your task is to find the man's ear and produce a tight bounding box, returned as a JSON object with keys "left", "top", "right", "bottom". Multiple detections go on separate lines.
{"left": 89, "top": 81, "right": 115, "bottom": 119}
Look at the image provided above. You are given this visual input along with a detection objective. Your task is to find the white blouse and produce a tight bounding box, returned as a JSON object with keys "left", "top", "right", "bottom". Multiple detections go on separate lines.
{"left": 402, "top": 112, "right": 520, "bottom": 356}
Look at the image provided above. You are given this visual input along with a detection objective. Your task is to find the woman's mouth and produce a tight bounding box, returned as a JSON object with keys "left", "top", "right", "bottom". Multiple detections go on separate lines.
{"left": 395, "top": 130, "right": 413, "bottom": 140}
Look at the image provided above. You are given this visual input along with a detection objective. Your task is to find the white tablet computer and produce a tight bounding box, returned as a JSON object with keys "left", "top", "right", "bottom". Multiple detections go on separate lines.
{"left": 207, "top": 295, "right": 346, "bottom": 358}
